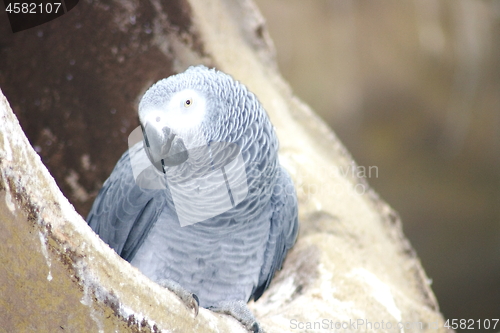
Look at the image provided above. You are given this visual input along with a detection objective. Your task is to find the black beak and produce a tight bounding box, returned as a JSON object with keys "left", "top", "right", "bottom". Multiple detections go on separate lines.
{"left": 142, "top": 124, "right": 188, "bottom": 172}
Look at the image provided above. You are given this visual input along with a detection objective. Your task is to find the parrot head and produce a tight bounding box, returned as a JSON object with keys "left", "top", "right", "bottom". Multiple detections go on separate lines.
{"left": 138, "top": 66, "right": 233, "bottom": 172}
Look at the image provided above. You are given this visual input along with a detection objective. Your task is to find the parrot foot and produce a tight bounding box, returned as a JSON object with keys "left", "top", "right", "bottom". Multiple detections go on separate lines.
{"left": 157, "top": 279, "right": 199, "bottom": 316}
{"left": 209, "top": 300, "right": 263, "bottom": 333}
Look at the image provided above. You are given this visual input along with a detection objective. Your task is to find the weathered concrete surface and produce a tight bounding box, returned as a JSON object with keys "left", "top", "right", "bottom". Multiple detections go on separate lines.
{"left": 0, "top": 0, "right": 448, "bottom": 332}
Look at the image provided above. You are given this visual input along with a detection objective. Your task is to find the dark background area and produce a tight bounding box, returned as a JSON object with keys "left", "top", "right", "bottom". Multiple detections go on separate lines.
{"left": 0, "top": 0, "right": 202, "bottom": 214}
{"left": 254, "top": 0, "right": 500, "bottom": 328}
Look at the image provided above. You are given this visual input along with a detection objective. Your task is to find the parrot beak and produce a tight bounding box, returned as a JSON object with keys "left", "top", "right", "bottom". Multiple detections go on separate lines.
{"left": 142, "top": 123, "right": 189, "bottom": 173}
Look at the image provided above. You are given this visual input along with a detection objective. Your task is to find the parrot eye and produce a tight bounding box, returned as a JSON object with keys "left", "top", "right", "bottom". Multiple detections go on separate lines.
{"left": 184, "top": 98, "right": 193, "bottom": 108}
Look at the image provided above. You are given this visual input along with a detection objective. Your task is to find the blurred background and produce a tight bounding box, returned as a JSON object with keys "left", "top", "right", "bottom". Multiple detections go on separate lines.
{"left": 254, "top": 0, "right": 500, "bottom": 327}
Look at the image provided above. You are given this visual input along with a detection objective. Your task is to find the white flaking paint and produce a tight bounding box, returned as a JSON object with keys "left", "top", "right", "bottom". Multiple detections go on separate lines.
{"left": 38, "top": 231, "right": 53, "bottom": 281}
{"left": 349, "top": 268, "right": 402, "bottom": 324}
{"left": 76, "top": 260, "right": 105, "bottom": 333}
{"left": 65, "top": 169, "right": 90, "bottom": 202}
{"left": 0, "top": 126, "right": 13, "bottom": 161}
{"left": 5, "top": 190, "right": 15, "bottom": 213}
{"left": 81, "top": 154, "right": 91, "bottom": 171}
{"left": 267, "top": 276, "right": 295, "bottom": 305}
{"left": 120, "top": 305, "right": 170, "bottom": 333}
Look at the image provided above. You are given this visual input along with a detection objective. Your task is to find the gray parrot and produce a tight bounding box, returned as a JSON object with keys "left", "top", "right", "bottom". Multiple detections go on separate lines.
{"left": 87, "top": 65, "right": 299, "bottom": 332}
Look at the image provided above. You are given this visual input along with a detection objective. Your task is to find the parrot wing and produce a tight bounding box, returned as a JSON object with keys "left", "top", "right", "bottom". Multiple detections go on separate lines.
{"left": 252, "top": 166, "right": 299, "bottom": 301}
{"left": 87, "top": 143, "right": 167, "bottom": 262}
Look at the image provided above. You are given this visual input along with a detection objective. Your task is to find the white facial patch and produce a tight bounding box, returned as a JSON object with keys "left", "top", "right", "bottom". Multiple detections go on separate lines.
{"left": 141, "top": 89, "right": 207, "bottom": 149}
{"left": 166, "top": 89, "right": 206, "bottom": 130}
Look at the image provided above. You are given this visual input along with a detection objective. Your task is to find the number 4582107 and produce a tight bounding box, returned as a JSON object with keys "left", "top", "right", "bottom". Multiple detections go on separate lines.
{"left": 444, "top": 319, "right": 498, "bottom": 330}
{"left": 5, "top": 2, "right": 62, "bottom": 14}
